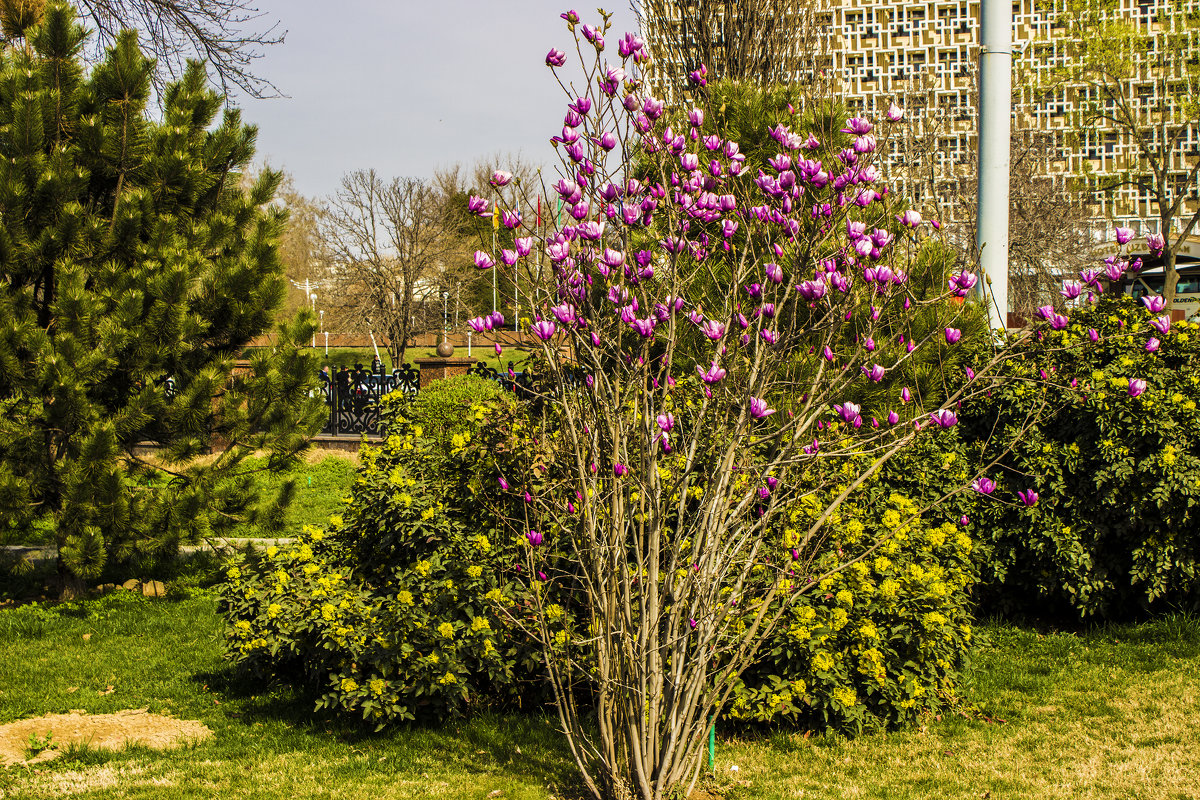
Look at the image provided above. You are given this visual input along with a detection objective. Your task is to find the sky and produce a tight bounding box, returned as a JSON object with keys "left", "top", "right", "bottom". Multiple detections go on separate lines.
{"left": 229, "top": 1, "right": 641, "bottom": 200}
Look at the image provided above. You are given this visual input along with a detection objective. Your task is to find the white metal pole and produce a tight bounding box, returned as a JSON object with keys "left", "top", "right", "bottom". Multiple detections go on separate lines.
{"left": 977, "top": 0, "right": 1012, "bottom": 332}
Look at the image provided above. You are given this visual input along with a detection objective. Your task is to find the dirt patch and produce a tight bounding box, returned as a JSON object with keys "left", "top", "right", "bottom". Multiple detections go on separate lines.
{"left": 0, "top": 709, "right": 211, "bottom": 766}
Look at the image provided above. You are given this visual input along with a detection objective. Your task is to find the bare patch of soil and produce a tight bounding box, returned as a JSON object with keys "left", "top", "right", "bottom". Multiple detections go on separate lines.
{"left": 0, "top": 709, "right": 211, "bottom": 766}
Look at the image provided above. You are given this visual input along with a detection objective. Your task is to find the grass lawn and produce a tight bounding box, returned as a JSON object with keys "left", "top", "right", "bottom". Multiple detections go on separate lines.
{"left": 228, "top": 452, "right": 359, "bottom": 539}
{"left": 270, "top": 345, "right": 530, "bottom": 374}
{"left": 1, "top": 593, "right": 1197, "bottom": 799}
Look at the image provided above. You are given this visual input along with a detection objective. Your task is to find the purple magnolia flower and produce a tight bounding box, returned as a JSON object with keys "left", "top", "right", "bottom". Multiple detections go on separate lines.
{"left": 1017, "top": 489, "right": 1039, "bottom": 507}
{"left": 897, "top": 209, "right": 922, "bottom": 227}
{"left": 1151, "top": 315, "right": 1172, "bottom": 335}
{"left": 972, "top": 477, "right": 995, "bottom": 495}
{"left": 945, "top": 327, "right": 962, "bottom": 344}
{"left": 531, "top": 319, "right": 557, "bottom": 340}
{"left": 901, "top": 387, "right": 912, "bottom": 404}
{"left": 467, "top": 195, "right": 489, "bottom": 215}
{"left": 748, "top": 396, "right": 775, "bottom": 419}
{"left": 930, "top": 409, "right": 958, "bottom": 428}
{"left": 886, "top": 103, "right": 904, "bottom": 122}
{"left": 526, "top": 530, "right": 544, "bottom": 547}
{"left": 501, "top": 210, "right": 522, "bottom": 229}
{"left": 561, "top": 9, "right": 580, "bottom": 23}
{"left": 959, "top": 515, "right": 970, "bottom": 526}
{"left": 1089, "top": 328, "right": 1100, "bottom": 342}
{"left": 823, "top": 346, "right": 835, "bottom": 362}
{"left": 688, "top": 618, "right": 698, "bottom": 630}
{"left": 841, "top": 116, "right": 872, "bottom": 135}
{"left": 798, "top": 279, "right": 827, "bottom": 301}
{"left": 498, "top": 477, "right": 510, "bottom": 491}
{"left": 701, "top": 320, "right": 726, "bottom": 340}
{"left": 1115, "top": 226, "right": 1134, "bottom": 245}
{"left": 546, "top": 48, "right": 567, "bottom": 67}
{"left": 630, "top": 317, "right": 656, "bottom": 336}
{"left": 835, "top": 402, "right": 862, "bottom": 423}
{"left": 887, "top": 410, "right": 899, "bottom": 425}
{"left": 491, "top": 170, "right": 513, "bottom": 187}
{"left": 1061, "top": 281, "right": 1083, "bottom": 300}
{"left": 474, "top": 251, "right": 495, "bottom": 270}
{"left": 1146, "top": 337, "right": 1161, "bottom": 352}
{"left": 765, "top": 262, "right": 783, "bottom": 284}
{"left": 761, "top": 329, "right": 779, "bottom": 345}
{"left": 698, "top": 362, "right": 726, "bottom": 383}
{"left": 1051, "top": 314, "right": 1069, "bottom": 330}
{"left": 688, "top": 63, "right": 708, "bottom": 86}
{"left": 1142, "top": 295, "right": 1167, "bottom": 313}
{"left": 949, "top": 271, "right": 978, "bottom": 296}
{"left": 1128, "top": 378, "right": 1147, "bottom": 397}
{"left": 1147, "top": 232, "right": 1166, "bottom": 254}
{"left": 866, "top": 364, "right": 885, "bottom": 382}
{"left": 656, "top": 412, "right": 674, "bottom": 433}
{"left": 614, "top": 463, "right": 628, "bottom": 477}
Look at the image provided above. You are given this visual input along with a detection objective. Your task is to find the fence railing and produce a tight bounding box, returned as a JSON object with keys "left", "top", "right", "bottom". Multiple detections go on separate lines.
{"left": 320, "top": 365, "right": 419, "bottom": 436}
{"left": 319, "top": 362, "right": 538, "bottom": 436}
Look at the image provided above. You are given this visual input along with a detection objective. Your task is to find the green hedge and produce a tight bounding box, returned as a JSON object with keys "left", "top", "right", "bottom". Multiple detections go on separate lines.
{"left": 947, "top": 296, "right": 1200, "bottom": 618}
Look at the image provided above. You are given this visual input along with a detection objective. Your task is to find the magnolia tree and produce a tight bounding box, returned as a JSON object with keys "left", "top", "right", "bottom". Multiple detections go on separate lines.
{"left": 461, "top": 11, "right": 1142, "bottom": 800}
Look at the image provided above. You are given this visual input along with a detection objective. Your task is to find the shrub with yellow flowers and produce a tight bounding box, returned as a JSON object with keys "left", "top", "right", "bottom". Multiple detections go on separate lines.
{"left": 218, "top": 375, "right": 550, "bottom": 727}
{"left": 727, "top": 491, "right": 975, "bottom": 730}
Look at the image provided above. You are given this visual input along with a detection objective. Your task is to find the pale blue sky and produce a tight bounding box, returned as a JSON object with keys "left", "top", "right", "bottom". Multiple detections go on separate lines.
{"left": 230, "top": 1, "right": 640, "bottom": 199}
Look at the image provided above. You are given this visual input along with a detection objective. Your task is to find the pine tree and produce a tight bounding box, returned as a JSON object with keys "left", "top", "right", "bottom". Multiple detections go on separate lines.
{"left": 0, "top": 4, "right": 325, "bottom": 592}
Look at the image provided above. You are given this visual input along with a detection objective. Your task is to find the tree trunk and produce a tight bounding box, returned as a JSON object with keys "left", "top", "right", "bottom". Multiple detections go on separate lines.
{"left": 1163, "top": 245, "right": 1180, "bottom": 308}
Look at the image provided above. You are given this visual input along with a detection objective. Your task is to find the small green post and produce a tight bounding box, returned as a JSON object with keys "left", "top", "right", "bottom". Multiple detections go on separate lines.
{"left": 708, "top": 715, "right": 715, "bottom": 771}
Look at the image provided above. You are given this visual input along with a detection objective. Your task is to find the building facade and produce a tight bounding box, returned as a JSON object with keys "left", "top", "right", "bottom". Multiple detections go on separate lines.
{"left": 640, "top": 0, "right": 1200, "bottom": 235}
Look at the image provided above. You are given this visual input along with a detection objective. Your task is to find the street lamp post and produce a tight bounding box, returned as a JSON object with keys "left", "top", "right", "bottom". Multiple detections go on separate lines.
{"left": 319, "top": 309, "right": 325, "bottom": 355}
{"left": 309, "top": 292, "right": 318, "bottom": 347}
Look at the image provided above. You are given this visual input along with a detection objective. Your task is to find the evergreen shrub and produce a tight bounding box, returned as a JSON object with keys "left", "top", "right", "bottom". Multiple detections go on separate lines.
{"left": 953, "top": 296, "right": 1200, "bottom": 618}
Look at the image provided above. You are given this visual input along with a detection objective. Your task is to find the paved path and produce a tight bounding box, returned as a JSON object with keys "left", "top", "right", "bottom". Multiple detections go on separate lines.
{"left": 2, "top": 538, "right": 296, "bottom": 564}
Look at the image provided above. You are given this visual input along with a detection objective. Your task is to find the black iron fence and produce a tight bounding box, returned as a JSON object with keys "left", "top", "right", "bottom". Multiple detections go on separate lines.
{"left": 320, "top": 364, "right": 419, "bottom": 436}
{"left": 317, "top": 361, "right": 588, "bottom": 437}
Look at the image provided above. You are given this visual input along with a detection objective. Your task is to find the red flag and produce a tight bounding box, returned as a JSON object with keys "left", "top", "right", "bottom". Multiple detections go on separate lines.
{"left": 537, "top": 195, "right": 542, "bottom": 228}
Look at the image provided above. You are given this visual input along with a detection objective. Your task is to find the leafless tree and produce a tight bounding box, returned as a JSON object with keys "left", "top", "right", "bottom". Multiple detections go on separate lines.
{"left": 0, "top": 0, "right": 286, "bottom": 99}
{"left": 878, "top": 68, "right": 1099, "bottom": 321}
{"left": 636, "top": 0, "right": 832, "bottom": 102}
{"left": 321, "top": 171, "right": 464, "bottom": 367}
{"left": 1034, "top": 0, "right": 1200, "bottom": 304}
{"left": 945, "top": 128, "right": 1101, "bottom": 320}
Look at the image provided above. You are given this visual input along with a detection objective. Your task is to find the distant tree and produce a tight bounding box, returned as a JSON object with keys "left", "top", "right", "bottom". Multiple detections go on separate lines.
{"left": 435, "top": 155, "right": 542, "bottom": 327}
{"left": 0, "top": 0, "right": 284, "bottom": 99}
{"left": 946, "top": 128, "right": 1101, "bottom": 320}
{"left": 0, "top": 5, "right": 323, "bottom": 592}
{"left": 636, "top": 0, "right": 831, "bottom": 101}
{"left": 322, "top": 171, "right": 465, "bottom": 367}
{"left": 1041, "top": 0, "right": 1200, "bottom": 304}
{"left": 269, "top": 171, "right": 328, "bottom": 322}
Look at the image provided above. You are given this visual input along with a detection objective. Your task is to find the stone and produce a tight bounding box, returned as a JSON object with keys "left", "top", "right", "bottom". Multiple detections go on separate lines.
{"left": 120, "top": 579, "right": 141, "bottom": 592}
{"left": 141, "top": 580, "right": 166, "bottom": 598}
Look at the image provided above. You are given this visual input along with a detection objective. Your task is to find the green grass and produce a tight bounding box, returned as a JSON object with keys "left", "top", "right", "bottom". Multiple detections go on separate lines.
{"left": 229, "top": 454, "right": 359, "bottom": 539}
{"left": 1, "top": 597, "right": 1198, "bottom": 799}
{"left": 261, "top": 345, "right": 530, "bottom": 373}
